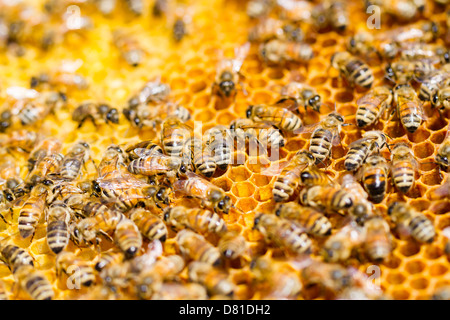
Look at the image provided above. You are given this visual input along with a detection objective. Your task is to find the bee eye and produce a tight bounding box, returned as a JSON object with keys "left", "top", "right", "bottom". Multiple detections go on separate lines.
{"left": 349, "top": 38, "right": 356, "bottom": 47}
{"left": 253, "top": 216, "right": 260, "bottom": 228}
{"left": 275, "top": 207, "right": 282, "bottom": 216}
{"left": 432, "top": 94, "right": 439, "bottom": 105}
{"left": 5, "top": 193, "right": 14, "bottom": 202}
{"left": 163, "top": 211, "right": 170, "bottom": 222}
{"left": 179, "top": 165, "right": 187, "bottom": 174}
{"left": 217, "top": 200, "right": 224, "bottom": 210}
{"left": 246, "top": 106, "right": 253, "bottom": 118}
{"left": 134, "top": 117, "right": 141, "bottom": 126}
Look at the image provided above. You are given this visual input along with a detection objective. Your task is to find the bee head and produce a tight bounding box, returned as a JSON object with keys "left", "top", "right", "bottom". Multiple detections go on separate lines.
{"left": 216, "top": 195, "right": 231, "bottom": 214}
{"left": 105, "top": 108, "right": 119, "bottom": 124}
{"left": 308, "top": 95, "right": 321, "bottom": 111}
{"left": 219, "top": 80, "right": 235, "bottom": 98}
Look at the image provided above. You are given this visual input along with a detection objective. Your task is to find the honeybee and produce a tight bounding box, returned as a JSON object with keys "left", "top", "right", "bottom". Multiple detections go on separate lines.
{"left": 72, "top": 102, "right": 119, "bottom": 128}
{"left": 124, "top": 101, "right": 191, "bottom": 129}
{"left": 344, "top": 130, "right": 388, "bottom": 172}
{"left": 272, "top": 150, "right": 315, "bottom": 202}
{"left": 59, "top": 141, "right": 91, "bottom": 181}
{"left": 127, "top": 148, "right": 187, "bottom": 178}
{"left": 129, "top": 207, "right": 168, "bottom": 242}
{"left": 95, "top": 176, "right": 169, "bottom": 211}
{"left": 230, "top": 118, "right": 285, "bottom": 152}
{"left": 384, "top": 60, "right": 415, "bottom": 84}
{"left": 308, "top": 112, "right": 345, "bottom": 165}
{"left": 188, "top": 261, "right": 235, "bottom": 297}
{"left": 280, "top": 82, "right": 322, "bottom": 113}
{"left": 246, "top": 99, "right": 303, "bottom": 133}
{"left": 364, "top": 216, "right": 393, "bottom": 262}
{"left": 253, "top": 213, "right": 312, "bottom": 254}
{"left": 114, "top": 218, "right": 142, "bottom": 259}
{"left": 347, "top": 31, "right": 379, "bottom": 60}
{"left": 188, "top": 136, "right": 217, "bottom": 178}
{"left": 300, "top": 184, "right": 353, "bottom": 214}
{"left": 161, "top": 117, "right": 193, "bottom": 158}
{"left": 400, "top": 43, "right": 449, "bottom": 64}
{"left": 174, "top": 172, "right": 231, "bottom": 214}
{"left": 212, "top": 42, "right": 250, "bottom": 99}
{"left": 68, "top": 198, "right": 111, "bottom": 219}
{"left": 204, "top": 125, "right": 233, "bottom": 171}
{"left": 13, "top": 264, "right": 54, "bottom": 300}
{"left": 113, "top": 30, "right": 145, "bottom": 67}
{"left": 18, "top": 182, "right": 49, "bottom": 239}
{"left": 124, "top": 140, "right": 163, "bottom": 161}
{"left": 275, "top": 202, "right": 332, "bottom": 236}
{"left": 331, "top": 51, "right": 374, "bottom": 89}
{"left": 30, "top": 59, "right": 89, "bottom": 91}
{"left": 393, "top": 83, "right": 424, "bottom": 133}
{"left": 171, "top": 6, "right": 193, "bottom": 42}
{"left": 71, "top": 208, "right": 125, "bottom": 245}
{"left": 151, "top": 282, "right": 207, "bottom": 300}
{"left": 163, "top": 206, "right": 227, "bottom": 236}
{"left": 175, "top": 229, "right": 222, "bottom": 266}
{"left": 217, "top": 231, "right": 247, "bottom": 259}
{"left": 321, "top": 220, "right": 365, "bottom": 262}
{"left": 134, "top": 255, "right": 185, "bottom": 299}
{"left": 0, "top": 129, "right": 38, "bottom": 152}
{"left": 248, "top": 17, "right": 303, "bottom": 43}
{"left": 127, "top": 78, "right": 171, "bottom": 109}
{"left": 390, "top": 143, "right": 417, "bottom": 194}
{"left": 250, "top": 256, "right": 303, "bottom": 299}
{"left": 340, "top": 174, "right": 374, "bottom": 224}
{"left": 359, "top": 154, "right": 389, "bottom": 204}
{"left": 356, "top": 86, "right": 393, "bottom": 128}
{"left": 95, "top": 249, "right": 124, "bottom": 272}
{"left": 301, "top": 260, "right": 353, "bottom": 295}
{"left": 46, "top": 201, "right": 72, "bottom": 254}
{"left": 0, "top": 242, "right": 34, "bottom": 272}
{"left": 98, "top": 144, "right": 126, "bottom": 179}
{"left": 259, "top": 39, "right": 313, "bottom": 65}
{"left": 436, "top": 125, "right": 450, "bottom": 172}
{"left": 433, "top": 80, "right": 450, "bottom": 111}
{"left": 56, "top": 252, "right": 96, "bottom": 287}
{"left": 387, "top": 201, "right": 435, "bottom": 243}
{"left": 27, "top": 152, "right": 64, "bottom": 186}
{"left": 377, "top": 21, "right": 439, "bottom": 45}
{"left": 27, "top": 137, "right": 62, "bottom": 172}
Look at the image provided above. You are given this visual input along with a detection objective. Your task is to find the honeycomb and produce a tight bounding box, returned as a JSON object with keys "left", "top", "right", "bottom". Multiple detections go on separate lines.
{"left": 0, "top": 0, "right": 449, "bottom": 300}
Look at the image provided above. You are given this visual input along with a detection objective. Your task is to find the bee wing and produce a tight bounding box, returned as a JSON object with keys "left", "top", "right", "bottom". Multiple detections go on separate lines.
{"left": 356, "top": 91, "right": 389, "bottom": 107}
{"left": 232, "top": 42, "right": 251, "bottom": 73}
{"left": 96, "top": 175, "right": 148, "bottom": 190}
{"left": 443, "top": 227, "right": 450, "bottom": 240}
{"left": 259, "top": 160, "right": 290, "bottom": 176}
{"left": 429, "top": 180, "right": 450, "bottom": 200}
{"left": 273, "top": 97, "right": 299, "bottom": 111}
{"left": 60, "top": 59, "right": 84, "bottom": 73}
{"left": 6, "top": 86, "right": 39, "bottom": 100}
{"left": 133, "top": 148, "right": 163, "bottom": 158}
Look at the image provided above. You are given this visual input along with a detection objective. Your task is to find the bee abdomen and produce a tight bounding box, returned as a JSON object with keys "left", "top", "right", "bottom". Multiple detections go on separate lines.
{"left": 23, "top": 274, "right": 54, "bottom": 300}
{"left": 392, "top": 161, "right": 415, "bottom": 193}
{"left": 410, "top": 216, "right": 435, "bottom": 243}
{"left": 310, "top": 128, "right": 332, "bottom": 164}
{"left": 363, "top": 172, "right": 387, "bottom": 203}
{"left": 1, "top": 245, "right": 34, "bottom": 271}
{"left": 346, "top": 60, "right": 374, "bottom": 88}
{"left": 356, "top": 102, "right": 379, "bottom": 127}
{"left": 47, "top": 220, "right": 69, "bottom": 254}
{"left": 345, "top": 146, "right": 368, "bottom": 171}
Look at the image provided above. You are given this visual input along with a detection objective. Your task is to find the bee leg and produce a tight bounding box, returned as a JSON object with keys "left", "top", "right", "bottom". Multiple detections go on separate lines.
{"left": 0, "top": 212, "right": 10, "bottom": 225}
